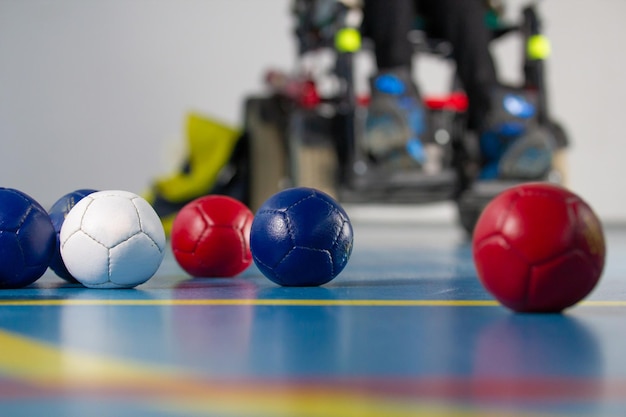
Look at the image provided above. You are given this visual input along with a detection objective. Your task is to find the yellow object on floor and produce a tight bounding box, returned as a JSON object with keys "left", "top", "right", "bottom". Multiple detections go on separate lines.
{"left": 153, "top": 113, "right": 240, "bottom": 204}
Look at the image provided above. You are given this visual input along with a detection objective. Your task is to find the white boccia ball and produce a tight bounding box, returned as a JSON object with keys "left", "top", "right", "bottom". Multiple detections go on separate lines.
{"left": 60, "top": 190, "right": 166, "bottom": 288}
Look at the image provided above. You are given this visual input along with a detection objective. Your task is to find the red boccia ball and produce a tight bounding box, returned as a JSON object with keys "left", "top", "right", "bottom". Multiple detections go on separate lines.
{"left": 171, "top": 195, "right": 253, "bottom": 277}
{"left": 472, "top": 182, "right": 605, "bottom": 313}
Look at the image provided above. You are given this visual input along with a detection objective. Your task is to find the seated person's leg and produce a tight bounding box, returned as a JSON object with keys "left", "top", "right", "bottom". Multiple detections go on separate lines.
{"left": 417, "top": 0, "right": 496, "bottom": 133}
{"left": 421, "top": 0, "right": 554, "bottom": 180}
{"left": 362, "top": 0, "right": 415, "bottom": 72}
{"left": 361, "top": 0, "right": 426, "bottom": 168}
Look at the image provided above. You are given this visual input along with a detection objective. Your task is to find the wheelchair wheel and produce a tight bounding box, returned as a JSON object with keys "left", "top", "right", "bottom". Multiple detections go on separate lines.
{"left": 456, "top": 180, "right": 523, "bottom": 237}
{"left": 456, "top": 191, "right": 482, "bottom": 237}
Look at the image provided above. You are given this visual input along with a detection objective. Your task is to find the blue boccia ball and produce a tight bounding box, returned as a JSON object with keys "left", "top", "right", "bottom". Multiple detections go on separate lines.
{"left": 250, "top": 187, "right": 354, "bottom": 286}
{"left": 48, "top": 189, "right": 98, "bottom": 282}
{"left": 0, "top": 188, "right": 55, "bottom": 288}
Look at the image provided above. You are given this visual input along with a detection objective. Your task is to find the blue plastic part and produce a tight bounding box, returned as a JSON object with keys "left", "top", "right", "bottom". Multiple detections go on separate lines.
{"left": 478, "top": 131, "right": 509, "bottom": 179}
{"left": 406, "top": 138, "right": 426, "bottom": 164}
{"left": 478, "top": 161, "right": 500, "bottom": 179}
{"left": 399, "top": 96, "right": 426, "bottom": 136}
{"left": 374, "top": 74, "right": 406, "bottom": 96}
{"left": 502, "top": 94, "right": 535, "bottom": 119}
{"left": 479, "top": 131, "right": 503, "bottom": 160}
{"left": 494, "top": 121, "right": 527, "bottom": 137}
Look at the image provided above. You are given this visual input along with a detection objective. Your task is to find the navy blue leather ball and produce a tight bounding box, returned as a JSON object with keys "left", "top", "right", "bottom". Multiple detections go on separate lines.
{"left": 250, "top": 187, "right": 353, "bottom": 286}
{"left": 0, "top": 188, "right": 55, "bottom": 288}
{"left": 48, "top": 189, "right": 97, "bottom": 282}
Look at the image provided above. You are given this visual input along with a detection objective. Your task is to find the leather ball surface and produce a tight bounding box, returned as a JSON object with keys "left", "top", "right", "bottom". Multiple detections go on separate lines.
{"left": 48, "top": 189, "right": 98, "bottom": 282}
{"left": 250, "top": 187, "right": 353, "bottom": 286}
{"left": 472, "top": 182, "right": 605, "bottom": 312}
{"left": 60, "top": 190, "right": 166, "bottom": 289}
{"left": 171, "top": 195, "right": 253, "bottom": 277}
{"left": 0, "top": 188, "right": 55, "bottom": 288}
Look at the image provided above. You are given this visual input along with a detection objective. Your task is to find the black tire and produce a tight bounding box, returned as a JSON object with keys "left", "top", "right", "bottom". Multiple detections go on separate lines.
{"left": 456, "top": 192, "right": 482, "bottom": 237}
{"left": 547, "top": 119, "right": 569, "bottom": 149}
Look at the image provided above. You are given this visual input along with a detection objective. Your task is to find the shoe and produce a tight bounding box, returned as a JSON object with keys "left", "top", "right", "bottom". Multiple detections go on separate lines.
{"left": 478, "top": 89, "right": 555, "bottom": 180}
{"left": 364, "top": 68, "right": 426, "bottom": 169}
{"left": 498, "top": 126, "right": 555, "bottom": 179}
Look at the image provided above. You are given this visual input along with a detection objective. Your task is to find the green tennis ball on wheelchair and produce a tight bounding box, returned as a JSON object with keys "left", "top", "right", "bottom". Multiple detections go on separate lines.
{"left": 335, "top": 27, "right": 361, "bottom": 53}
{"left": 0, "top": 188, "right": 55, "bottom": 288}
{"left": 48, "top": 189, "right": 98, "bottom": 282}
{"left": 250, "top": 187, "right": 354, "bottom": 287}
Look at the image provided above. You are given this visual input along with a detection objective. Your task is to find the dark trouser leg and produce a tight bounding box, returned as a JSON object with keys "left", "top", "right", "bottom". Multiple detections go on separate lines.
{"left": 418, "top": 0, "right": 498, "bottom": 131}
{"left": 361, "top": 0, "right": 416, "bottom": 70}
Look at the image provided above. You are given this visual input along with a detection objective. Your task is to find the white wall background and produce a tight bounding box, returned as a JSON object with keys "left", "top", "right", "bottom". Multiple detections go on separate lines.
{"left": 0, "top": 0, "right": 295, "bottom": 208}
{"left": 0, "top": 0, "right": 624, "bottom": 223}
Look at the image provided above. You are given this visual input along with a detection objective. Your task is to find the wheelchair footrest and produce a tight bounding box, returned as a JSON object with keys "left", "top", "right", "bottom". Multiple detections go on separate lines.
{"left": 339, "top": 168, "right": 459, "bottom": 204}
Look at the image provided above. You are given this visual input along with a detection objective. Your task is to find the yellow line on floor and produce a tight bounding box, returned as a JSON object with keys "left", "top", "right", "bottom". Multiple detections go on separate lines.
{"left": 0, "top": 298, "right": 624, "bottom": 307}
{"left": 0, "top": 299, "right": 494, "bottom": 307}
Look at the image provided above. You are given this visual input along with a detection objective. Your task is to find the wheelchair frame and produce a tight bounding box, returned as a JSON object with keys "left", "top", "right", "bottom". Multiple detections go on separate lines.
{"left": 253, "top": 0, "right": 566, "bottom": 233}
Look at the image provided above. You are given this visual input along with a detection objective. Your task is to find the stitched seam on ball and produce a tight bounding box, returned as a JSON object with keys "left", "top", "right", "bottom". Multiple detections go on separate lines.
{"left": 73, "top": 198, "right": 143, "bottom": 251}
{"left": 80, "top": 230, "right": 138, "bottom": 250}
{"left": 124, "top": 197, "right": 160, "bottom": 253}
{"left": 235, "top": 216, "right": 248, "bottom": 263}
{"left": 130, "top": 197, "right": 144, "bottom": 232}
{"left": 79, "top": 197, "right": 95, "bottom": 230}
{"left": 500, "top": 235, "right": 531, "bottom": 263}
{"left": 16, "top": 205, "right": 33, "bottom": 231}
{"left": 62, "top": 197, "right": 98, "bottom": 250}
{"left": 285, "top": 213, "right": 296, "bottom": 247}
{"left": 258, "top": 209, "right": 296, "bottom": 249}
{"left": 330, "top": 218, "right": 346, "bottom": 251}
{"left": 192, "top": 206, "right": 212, "bottom": 254}
{"left": 177, "top": 223, "right": 247, "bottom": 265}
{"left": 276, "top": 246, "right": 332, "bottom": 277}
{"left": 142, "top": 233, "right": 162, "bottom": 252}
{"left": 275, "top": 247, "right": 297, "bottom": 268}
{"left": 291, "top": 195, "right": 348, "bottom": 229}
{"left": 258, "top": 208, "right": 277, "bottom": 214}
{"left": 290, "top": 194, "right": 345, "bottom": 258}
{"left": 285, "top": 194, "right": 315, "bottom": 211}
{"left": 327, "top": 218, "right": 348, "bottom": 275}
{"left": 287, "top": 193, "right": 345, "bottom": 220}
{"left": 108, "top": 247, "right": 112, "bottom": 278}
{"left": 8, "top": 194, "right": 33, "bottom": 267}
{"left": 12, "top": 205, "right": 47, "bottom": 270}
{"left": 242, "top": 212, "right": 253, "bottom": 263}
{"left": 522, "top": 189, "right": 578, "bottom": 239}
{"left": 527, "top": 249, "right": 569, "bottom": 266}
{"left": 88, "top": 280, "right": 122, "bottom": 289}
{"left": 257, "top": 209, "right": 288, "bottom": 216}
{"left": 252, "top": 255, "right": 281, "bottom": 281}
{"left": 502, "top": 235, "right": 532, "bottom": 306}
{"left": 6, "top": 190, "right": 32, "bottom": 231}
{"left": 497, "top": 193, "right": 520, "bottom": 232}
{"left": 129, "top": 196, "right": 163, "bottom": 251}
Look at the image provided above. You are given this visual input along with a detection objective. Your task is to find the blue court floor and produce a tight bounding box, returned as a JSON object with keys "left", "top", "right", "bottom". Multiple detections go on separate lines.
{"left": 1, "top": 218, "right": 626, "bottom": 416}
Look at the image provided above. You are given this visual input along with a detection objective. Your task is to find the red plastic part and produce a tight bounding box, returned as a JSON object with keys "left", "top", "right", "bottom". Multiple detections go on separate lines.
{"left": 356, "top": 92, "right": 468, "bottom": 112}
{"left": 424, "top": 92, "right": 468, "bottom": 112}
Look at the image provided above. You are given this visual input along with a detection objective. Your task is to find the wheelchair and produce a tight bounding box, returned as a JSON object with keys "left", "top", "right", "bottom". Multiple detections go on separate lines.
{"left": 246, "top": 0, "right": 568, "bottom": 234}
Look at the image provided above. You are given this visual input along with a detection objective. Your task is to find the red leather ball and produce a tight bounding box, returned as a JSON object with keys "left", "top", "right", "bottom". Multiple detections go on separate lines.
{"left": 472, "top": 182, "right": 605, "bottom": 312}
{"left": 171, "top": 195, "right": 253, "bottom": 277}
